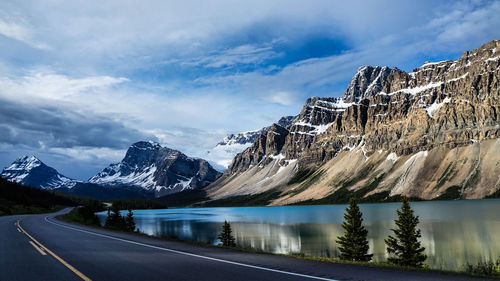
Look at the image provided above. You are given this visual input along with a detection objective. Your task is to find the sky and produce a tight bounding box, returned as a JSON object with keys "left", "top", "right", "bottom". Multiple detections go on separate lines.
{"left": 0, "top": 0, "right": 499, "bottom": 180}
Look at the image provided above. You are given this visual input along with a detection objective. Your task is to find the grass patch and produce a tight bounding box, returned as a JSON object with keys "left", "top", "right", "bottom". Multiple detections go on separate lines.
{"left": 60, "top": 207, "right": 101, "bottom": 227}
{"left": 464, "top": 259, "right": 500, "bottom": 276}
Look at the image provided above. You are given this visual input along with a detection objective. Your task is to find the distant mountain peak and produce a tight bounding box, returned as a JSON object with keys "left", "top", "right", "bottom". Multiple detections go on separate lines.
{"left": 89, "top": 141, "right": 221, "bottom": 197}
{"left": 7, "top": 155, "right": 42, "bottom": 171}
{"left": 1, "top": 155, "right": 76, "bottom": 190}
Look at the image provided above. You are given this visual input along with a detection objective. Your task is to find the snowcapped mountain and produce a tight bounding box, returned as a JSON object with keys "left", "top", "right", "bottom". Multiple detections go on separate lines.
{"left": 1, "top": 156, "right": 77, "bottom": 190}
{"left": 205, "top": 116, "right": 296, "bottom": 169}
{"left": 207, "top": 40, "right": 500, "bottom": 206}
{"left": 89, "top": 141, "right": 221, "bottom": 197}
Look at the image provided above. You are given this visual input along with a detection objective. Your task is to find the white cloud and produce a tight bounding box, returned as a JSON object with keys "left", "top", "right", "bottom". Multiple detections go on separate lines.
{"left": 0, "top": 19, "right": 50, "bottom": 49}
{"left": 49, "top": 146, "right": 126, "bottom": 163}
{"left": 1, "top": 0, "right": 499, "bottom": 179}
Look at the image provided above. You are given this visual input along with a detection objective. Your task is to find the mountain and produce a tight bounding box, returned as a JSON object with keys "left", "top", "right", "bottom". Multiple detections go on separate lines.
{"left": 205, "top": 116, "right": 295, "bottom": 169}
{"left": 204, "top": 40, "right": 500, "bottom": 205}
{"left": 1, "top": 156, "right": 77, "bottom": 190}
{"left": 90, "top": 141, "right": 222, "bottom": 197}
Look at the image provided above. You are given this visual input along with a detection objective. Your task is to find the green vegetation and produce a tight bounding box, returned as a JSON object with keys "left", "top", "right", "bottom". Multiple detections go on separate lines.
{"left": 156, "top": 189, "right": 208, "bottom": 207}
{"left": 433, "top": 163, "right": 458, "bottom": 191}
{"left": 104, "top": 205, "right": 136, "bottom": 232}
{"left": 336, "top": 198, "right": 372, "bottom": 261}
{"left": 218, "top": 220, "right": 236, "bottom": 247}
{"left": 61, "top": 200, "right": 103, "bottom": 227}
{"left": 201, "top": 187, "right": 282, "bottom": 207}
{"left": 385, "top": 197, "right": 427, "bottom": 268}
{"left": 288, "top": 169, "right": 325, "bottom": 196}
{"left": 287, "top": 167, "right": 316, "bottom": 185}
{"left": 433, "top": 185, "right": 462, "bottom": 200}
{"left": 0, "top": 177, "right": 76, "bottom": 215}
{"left": 486, "top": 188, "right": 500, "bottom": 199}
{"left": 290, "top": 171, "right": 422, "bottom": 205}
{"left": 110, "top": 198, "right": 168, "bottom": 210}
{"left": 464, "top": 259, "right": 500, "bottom": 276}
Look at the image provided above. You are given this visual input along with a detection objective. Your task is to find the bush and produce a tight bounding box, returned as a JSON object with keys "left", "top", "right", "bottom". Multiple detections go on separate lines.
{"left": 465, "top": 259, "right": 500, "bottom": 276}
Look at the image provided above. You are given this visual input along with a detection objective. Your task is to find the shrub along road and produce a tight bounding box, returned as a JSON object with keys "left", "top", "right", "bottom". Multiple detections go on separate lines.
{"left": 0, "top": 208, "right": 493, "bottom": 281}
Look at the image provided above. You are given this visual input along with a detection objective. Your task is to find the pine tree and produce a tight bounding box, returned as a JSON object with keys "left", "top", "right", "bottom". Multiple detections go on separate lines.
{"left": 125, "top": 208, "right": 136, "bottom": 232}
{"left": 105, "top": 205, "right": 126, "bottom": 230}
{"left": 385, "top": 197, "right": 427, "bottom": 267}
{"left": 218, "top": 220, "right": 236, "bottom": 247}
{"left": 336, "top": 198, "right": 373, "bottom": 261}
{"left": 104, "top": 208, "right": 112, "bottom": 226}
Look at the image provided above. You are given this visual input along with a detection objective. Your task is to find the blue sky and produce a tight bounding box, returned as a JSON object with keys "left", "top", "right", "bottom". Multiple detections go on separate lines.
{"left": 0, "top": 0, "right": 499, "bottom": 179}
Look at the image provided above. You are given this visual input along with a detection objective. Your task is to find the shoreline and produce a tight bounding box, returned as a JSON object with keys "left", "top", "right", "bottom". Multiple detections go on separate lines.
{"left": 58, "top": 209, "right": 500, "bottom": 280}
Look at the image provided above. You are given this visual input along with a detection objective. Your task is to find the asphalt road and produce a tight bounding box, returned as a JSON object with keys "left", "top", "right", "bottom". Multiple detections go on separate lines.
{"left": 0, "top": 209, "right": 491, "bottom": 281}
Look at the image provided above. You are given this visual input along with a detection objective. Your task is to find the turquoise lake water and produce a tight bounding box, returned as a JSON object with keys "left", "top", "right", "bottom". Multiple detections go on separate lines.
{"left": 97, "top": 199, "right": 500, "bottom": 270}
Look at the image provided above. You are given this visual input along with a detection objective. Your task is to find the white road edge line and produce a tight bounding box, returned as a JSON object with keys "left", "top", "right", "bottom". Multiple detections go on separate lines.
{"left": 45, "top": 216, "right": 338, "bottom": 281}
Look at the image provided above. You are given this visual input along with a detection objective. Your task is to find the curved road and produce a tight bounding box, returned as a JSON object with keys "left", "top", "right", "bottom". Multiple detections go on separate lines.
{"left": 0, "top": 209, "right": 490, "bottom": 281}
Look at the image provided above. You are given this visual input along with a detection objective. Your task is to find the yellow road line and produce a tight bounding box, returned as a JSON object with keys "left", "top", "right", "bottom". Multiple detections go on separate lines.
{"left": 29, "top": 241, "right": 47, "bottom": 256}
{"left": 16, "top": 220, "right": 92, "bottom": 281}
{"left": 17, "top": 228, "right": 21, "bottom": 232}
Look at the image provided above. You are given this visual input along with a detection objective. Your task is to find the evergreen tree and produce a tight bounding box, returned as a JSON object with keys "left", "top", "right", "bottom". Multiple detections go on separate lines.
{"left": 125, "top": 208, "right": 136, "bottom": 232}
{"left": 104, "top": 208, "right": 112, "bottom": 226}
{"left": 336, "top": 198, "right": 373, "bottom": 261}
{"left": 218, "top": 220, "right": 236, "bottom": 247}
{"left": 105, "top": 205, "right": 126, "bottom": 230}
{"left": 385, "top": 197, "right": 427, "bottom": 267}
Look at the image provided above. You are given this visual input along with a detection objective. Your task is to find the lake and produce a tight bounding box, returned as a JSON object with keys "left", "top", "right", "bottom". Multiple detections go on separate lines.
{"left": 96, "top": 199, "right": 500, "bottom": 270}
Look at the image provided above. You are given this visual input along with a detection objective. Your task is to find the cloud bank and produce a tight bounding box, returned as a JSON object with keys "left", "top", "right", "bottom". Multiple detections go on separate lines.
{"left": 0, "top": 0, "right": 499, "bottom": 179}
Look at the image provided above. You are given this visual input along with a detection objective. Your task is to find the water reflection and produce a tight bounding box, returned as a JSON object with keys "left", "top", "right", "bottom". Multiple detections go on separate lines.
{"left": 97, "top": 199, "right": 500, "bottom": 270}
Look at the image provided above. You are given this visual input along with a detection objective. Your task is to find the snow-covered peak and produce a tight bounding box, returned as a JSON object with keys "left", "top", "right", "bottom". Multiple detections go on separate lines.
{"left": 89, "top": 141, "right": 221, "bottom": 197}
{"left": 130, "top": 140, "right": 162, "bottom": 150}
{"left": 6, "top": 155, "right": 42, "bottom": 171}
{"left": 217, "top": 127, "right": 268, "bottom": 147}
{"left": 1, "top": 155, "right": 77, "bottom": 190}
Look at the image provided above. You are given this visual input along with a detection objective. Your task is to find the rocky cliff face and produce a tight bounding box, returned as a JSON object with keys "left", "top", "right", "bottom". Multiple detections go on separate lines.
{"left": 343, "top": 66, "right": 393, "bottom": 102}
{"left": 90, "top": 141, "right": 221, "bottom": 197}
{"left": 208, "top": 40, "right": 500, "bottom": 204}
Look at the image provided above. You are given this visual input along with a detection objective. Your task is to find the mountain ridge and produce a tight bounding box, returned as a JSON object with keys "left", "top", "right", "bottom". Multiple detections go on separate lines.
{"left": 90, "top": 141, "right": 222, "bottom": 197}
{"left": 1, "top": 141, "right": 222, "bottom": 199}
{"left": 204, "top": 40, "right": 500, "bottom": 205}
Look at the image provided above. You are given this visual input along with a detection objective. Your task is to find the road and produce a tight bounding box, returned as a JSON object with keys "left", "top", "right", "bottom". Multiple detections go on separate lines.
{"left": 0, "top": 209, "right": 490, "bottom": 281}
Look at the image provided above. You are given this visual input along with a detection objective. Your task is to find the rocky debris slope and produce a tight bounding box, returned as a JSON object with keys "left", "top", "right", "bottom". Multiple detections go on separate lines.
{"left": 90, "top": 141, "right": 222, "bottom": 197}
{"left": 1, "top": 156, "right": 77, "bottom": 189}
{"left": 207, "top": 40, "right": 500, "bottom": 204}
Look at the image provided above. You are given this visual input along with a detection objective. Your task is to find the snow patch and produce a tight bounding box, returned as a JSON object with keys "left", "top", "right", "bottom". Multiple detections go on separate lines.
{"left": 386, "top": 152, "right": 399, "bottom": 162}
{"left": 379, "top": 81, "right": 443, "bottom": 96}
{"left": 426, "top": 97, "right": 451, "bottom": 118}
{"left": 447, "top": 73, "right": 468, "bottom": 83}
